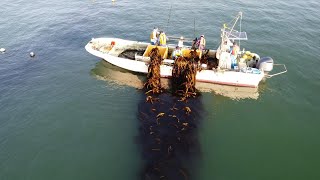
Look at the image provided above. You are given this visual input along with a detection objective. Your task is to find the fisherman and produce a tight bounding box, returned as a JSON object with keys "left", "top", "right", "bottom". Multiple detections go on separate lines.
{"left": 159, "top": 31, "right": 167, "bottom": 46}
{"left": 192, "top": 37, "right": 198, "bottom": 49}
{"left": 199, "top": 35, "right": 206, "bottom": 51}
{"left": 231, "top": 41, "right": 239, "bottom": 56}
{"left": 155, "top": 30, "right": 160, "bottom": 45}
{"left": 172, "top": 46, "right": 182, "bottom": 60}
{"left": 178, "top": 36, "right": 184, "bottom": 48}
{"left": 230, "top": 41, "right": 240, "bottom": 69}
{"left": 222, "top": 40, "right": 230, "bottom": 52}
{"left": 150, "top": 27, "right": 158, "bottom": 45}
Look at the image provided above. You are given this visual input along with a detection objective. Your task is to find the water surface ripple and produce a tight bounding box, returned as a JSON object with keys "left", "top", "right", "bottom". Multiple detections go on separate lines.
{"left": 0, "top": 0, "right": 319, "bottom": 179}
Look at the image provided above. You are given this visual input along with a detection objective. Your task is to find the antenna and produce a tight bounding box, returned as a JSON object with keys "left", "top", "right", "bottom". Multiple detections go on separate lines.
{"left": 239, "top": 13, "right": 242, "bottom": 50}
{"left": 166, "top": 5, "right": 172, "bottom": 32}
{"left": 194, "top": 18, "right": 196, "bottom": 37}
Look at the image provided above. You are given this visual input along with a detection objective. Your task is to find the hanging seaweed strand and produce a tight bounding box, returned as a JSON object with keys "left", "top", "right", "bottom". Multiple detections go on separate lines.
{"left": 172, "top": 50, "right": 198, "bottom": 98}
{"left": 144, "top": 47, "right": 163, "bottom": 95}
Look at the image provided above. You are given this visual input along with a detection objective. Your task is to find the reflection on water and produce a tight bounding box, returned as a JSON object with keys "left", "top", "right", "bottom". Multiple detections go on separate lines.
{"left": 90, "top": 60, "right": 145, "bottom": 89}
{"left": 91, "top": 60, "right": 261, "bottom": 99}
{"left": 196, "top": 82, "right": 260, "bottom": 100}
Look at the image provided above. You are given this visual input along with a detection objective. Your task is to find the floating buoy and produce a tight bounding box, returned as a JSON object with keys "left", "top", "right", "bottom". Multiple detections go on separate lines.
{"left": 30, "top": 52, "right": 35, "bottom": 57}
{"left": 0, "top": 48, "right": 5, "bottom": 53}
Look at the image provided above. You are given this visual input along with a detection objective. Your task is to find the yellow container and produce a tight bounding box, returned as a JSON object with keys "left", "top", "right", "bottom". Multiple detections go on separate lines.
{"left": 143, "top": 45, "right": 168, "bottom": 59}
{"left": 242, "top": 54, "right": 248, "bottom": 59}
{"left": 181, "top": 49, "right": 202, "bottom": 59}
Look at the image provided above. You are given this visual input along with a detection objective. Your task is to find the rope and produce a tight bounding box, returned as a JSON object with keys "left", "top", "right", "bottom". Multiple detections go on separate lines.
{"left": 194, "top": 18, "right": 196, "bottom": 38}
{"left": 239, "top": 12, "right": 242, "bottom": 49}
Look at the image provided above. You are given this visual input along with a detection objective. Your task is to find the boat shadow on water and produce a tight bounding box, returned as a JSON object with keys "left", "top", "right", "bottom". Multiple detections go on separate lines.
{"left": 90, "top": 60, "right": 262, "bottom": 100}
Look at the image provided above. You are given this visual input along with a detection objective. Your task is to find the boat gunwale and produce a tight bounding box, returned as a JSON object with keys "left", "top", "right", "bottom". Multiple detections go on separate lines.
{"left": 85, "top": 38, "right": 264, "bottom": 88}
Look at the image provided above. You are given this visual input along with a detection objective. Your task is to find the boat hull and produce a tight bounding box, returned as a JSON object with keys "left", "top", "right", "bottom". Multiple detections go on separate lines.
{"left": 85, "top": 38, "right": 264, "bottom": 88}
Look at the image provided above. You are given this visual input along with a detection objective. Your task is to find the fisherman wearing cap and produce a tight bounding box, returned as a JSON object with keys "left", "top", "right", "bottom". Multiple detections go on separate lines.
{"left": 159, "top": 31, "right": 167, "bottom": 46}
{"left": 231, "top": 41, "right": 239, "bottom": 56}
{"left": 172, "top": 46, "right": 182, "bottom": 60}
{"left": 192, "top": 37, "right": 199, "bottom": 49}
{"left": 199, "top": 35, "right": 206, "bottom": 51}
{"left": 150, "top": 27, "right": 158, "bottom": 45}
{"left": 178, "top": 36, "right": 184, "bottom": 48}
{"left": 230, "top": 41, "right": 240, "bottom": 69}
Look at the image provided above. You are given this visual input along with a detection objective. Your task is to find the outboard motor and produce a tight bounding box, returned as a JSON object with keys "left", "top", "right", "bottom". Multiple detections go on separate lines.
{"left": 257, "top": 57, "right": 274, "bottom": 72}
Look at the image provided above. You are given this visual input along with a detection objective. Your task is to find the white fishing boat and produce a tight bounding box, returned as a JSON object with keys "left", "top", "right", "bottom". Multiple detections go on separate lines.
{"left": 85, "top": 12, "right": 286, "bottom": 88}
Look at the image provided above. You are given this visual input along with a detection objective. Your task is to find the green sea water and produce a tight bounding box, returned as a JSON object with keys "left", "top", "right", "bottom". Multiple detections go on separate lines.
{"left": 0, "top": 0, "right": 319, "bottom": 179}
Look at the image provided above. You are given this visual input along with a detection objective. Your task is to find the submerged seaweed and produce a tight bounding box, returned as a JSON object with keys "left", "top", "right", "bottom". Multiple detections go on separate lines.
{"left": 138, "top": 94, "right": 203, "bottom": 180}
{"left": 138, "top": 48, "right": 204, "bottom": 179}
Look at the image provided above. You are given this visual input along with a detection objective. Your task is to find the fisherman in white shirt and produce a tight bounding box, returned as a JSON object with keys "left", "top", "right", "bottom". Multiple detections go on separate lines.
{"left": 178, "top": 36, "right": 184, "bottom": 48}
{"left": 150, "top": 27, "right": 158, "bottom": 45}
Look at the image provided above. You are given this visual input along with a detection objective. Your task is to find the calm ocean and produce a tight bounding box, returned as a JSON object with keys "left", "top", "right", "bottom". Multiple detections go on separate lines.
{"left": 0, "top": 0, "right": 319, "bottom": 179}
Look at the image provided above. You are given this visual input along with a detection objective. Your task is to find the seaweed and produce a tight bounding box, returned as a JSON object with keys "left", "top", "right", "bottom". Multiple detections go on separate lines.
{"left": 137, "top": 48, "right": 203, "bottom": 179}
